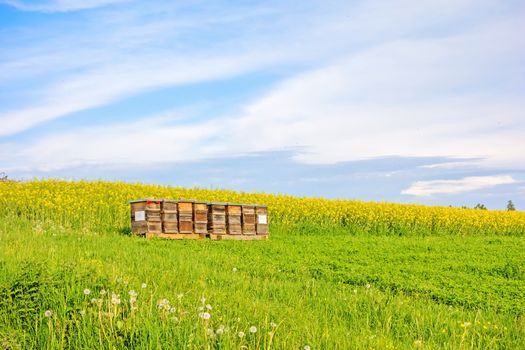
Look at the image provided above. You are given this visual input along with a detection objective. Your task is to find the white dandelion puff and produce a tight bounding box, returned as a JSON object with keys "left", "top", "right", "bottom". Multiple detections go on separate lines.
{"left": 99, "top": 289, "right": 106, "bottom": 295}
{"left": 206, "top": 304, "right": 212, "bottom": 310}
{"left": 304, "top": 346, "right": 311, "bottom": 350}
{"left": 238, "top": 331, "right": 245, "bottom": 338}
{"left": 249, "top": 326, "right": 257, "bottom": 333}
{"left": 44, "top": 310, "right": 53, "bottom": 318}
{"left": 366, "top": 283, "right": 371, "bottom": 289}
{"left": 128, "top": 290, "right": 137, "bottom": 297}
{"left": 232, "top": 267, "right": 238, "bottom": 272}
{"left": 199, "top": 312, "right": 211, "bottom": 320}
{"left": 141, "top": 283, "right": 147, "bottom": 289}
{"left": 216, "top": 328, "right": 224, "bottom": 335}
{"left": 83, "top": 289, "right": 91, "bottom": 295}
{"left": 111, "top": 293, "right": 121, "bottom": 305}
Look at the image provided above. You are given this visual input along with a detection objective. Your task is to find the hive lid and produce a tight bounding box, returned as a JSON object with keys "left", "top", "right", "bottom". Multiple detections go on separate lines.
{"left": 129, "top": 198, "right": 162, "bottom": 204}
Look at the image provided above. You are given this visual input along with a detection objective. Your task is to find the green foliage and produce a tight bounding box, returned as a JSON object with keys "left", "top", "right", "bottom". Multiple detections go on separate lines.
{"left": 474, "top": 203, "right": 487, "bottom": 210}
{"left": 0, "top": 217, "right": 524, "bottom": 349}
{"left": 507, "top": 200, "right": 516, "bottom": 211}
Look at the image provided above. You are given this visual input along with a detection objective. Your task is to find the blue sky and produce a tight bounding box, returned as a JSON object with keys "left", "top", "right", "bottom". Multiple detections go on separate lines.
{"left": 0, "top": 0, "right": 524, "bottom": 210}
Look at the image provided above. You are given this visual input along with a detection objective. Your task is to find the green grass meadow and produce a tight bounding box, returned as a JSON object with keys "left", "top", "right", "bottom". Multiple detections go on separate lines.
{"left": 1, "top": 212, "right": 524, "bottom": 349}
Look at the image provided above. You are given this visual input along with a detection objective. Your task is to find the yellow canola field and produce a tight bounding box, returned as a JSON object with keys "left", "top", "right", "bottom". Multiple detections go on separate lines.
{"left": 0, "top": 179, "right": 524, "bottom": 235}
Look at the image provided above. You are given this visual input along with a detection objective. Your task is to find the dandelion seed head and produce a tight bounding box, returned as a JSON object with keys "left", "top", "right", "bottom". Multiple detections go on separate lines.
{"left": 141, "top": 283, "right": 147, "bottom": 289}
{"left": 414, "top": 340, "right": 423, "bottom": 347}
{"left": 44, "top": 310, "right": 53, "bottom": 318}
{"left": 177, "top": 293, "right": 183, "bottom": 300}
{"left": 238, "top": 331, "right": 245, "bottom": 338}
{"left": 216, "top": 328, "right": 224, "bottom": 335}
{"left": 304, "top": 346, "right": 311, "bottom": 350}
{"left": 199, "top": 312, "right": 211, "bottom": 320}
{"left": 99, "top": 289, "right": 106, "bottom": 295}
{"left": 270, "top": 321, "right": 277, "bottom": 328}
{"left": 249, "top": 326, "right": 257, "bottom": 333}
{"left": 83, "top": 288, "right": 91, "bottom": 295}
{"left": 232, "top": 267, "right": 238, "bottom": 272}
{"left": 366, "top": 283, "right": 371, "bottom": 289}
{"left": 128, "top": 290, "right": 137, "bottom": 297}
{"left": 206, "top": 304, "right": 212, "bottom": 310}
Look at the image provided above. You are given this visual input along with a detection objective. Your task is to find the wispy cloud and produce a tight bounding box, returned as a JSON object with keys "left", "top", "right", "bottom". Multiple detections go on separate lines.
{"left": 401, "top": 175, "right": 516, "bottom": 196}
{"left": 1, "top": 0, "right": 128, "bottom": 12}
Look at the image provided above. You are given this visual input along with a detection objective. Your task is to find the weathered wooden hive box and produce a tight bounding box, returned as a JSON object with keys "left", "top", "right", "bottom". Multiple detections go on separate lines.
{"left": 207, "top": 203, "right": 226, "bottom": 235}
{"left": 255, "top": 205, "right": 269, "bottom": 235}
{"left": 194, "top": 201, "right": 208, "bottom": 234}
{"left": 129, "top": 199, "right": 162, "bottom": 236}
{"left": 162, "top": 199, "right": 178, "bottom": 234}
{"left": 241, "top": 205, "right": 256, "bottom": 235}
{"left": 129, "top": 199, "right": 268, "bottom": 240}
{"left": 226, "top": 203, "right": 242, "bottom": 235}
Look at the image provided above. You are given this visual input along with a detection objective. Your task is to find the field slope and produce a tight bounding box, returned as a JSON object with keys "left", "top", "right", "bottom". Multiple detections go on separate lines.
{"left": 0, "top": 180, "right": 524, "bottom": 349}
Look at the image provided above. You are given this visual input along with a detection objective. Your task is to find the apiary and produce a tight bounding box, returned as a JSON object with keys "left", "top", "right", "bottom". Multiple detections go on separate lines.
{"left": 226, "top": 203, "right": 242, "bottom": 235}
{"left": 207, "top": 203, "right": 226, "bottom": 236}
{"left": 129, "top": 199, "right": 268, "bottom": 240}
{"left": 129, "top": 199, "right": 162, "bottom": 236}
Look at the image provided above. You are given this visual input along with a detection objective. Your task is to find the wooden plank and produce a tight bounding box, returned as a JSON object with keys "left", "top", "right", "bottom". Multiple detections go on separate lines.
{"left": 145, "top": 232, "right": 205, "bottom": 240}
{"left": 207, "top": 234, "right": 268, "bottom": 241}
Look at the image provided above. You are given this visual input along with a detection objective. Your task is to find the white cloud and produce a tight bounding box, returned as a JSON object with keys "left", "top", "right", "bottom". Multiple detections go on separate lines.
{"left": 1, "top": 0, "right": 128, "bottom": 12}
{"left": 401, "top": 175, "right": 516, "bottom": 196}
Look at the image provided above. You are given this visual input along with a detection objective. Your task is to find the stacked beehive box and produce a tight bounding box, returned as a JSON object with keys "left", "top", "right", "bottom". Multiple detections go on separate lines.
{"left": 226, "top": 204, "right": 242, "bottom": 235}
{"left": 255, "top": 205, "right": 269, "bottom": 236}
{"left": 241, "top": 205, "right": 256, "bottom": 235}
{"left": 130, "top": 199, "right": 162, "bottom": 236}
{"left": 161, "top": 200, "right": 178, "bottom": 234}
{"left": 130, "top": 199, "right": 268, "bottom": 240}
{"left": 194, "top": 201, "right": 208, "bottom": 234}
{"left": 208, "top": 203, "right": 226, "bottom": 236}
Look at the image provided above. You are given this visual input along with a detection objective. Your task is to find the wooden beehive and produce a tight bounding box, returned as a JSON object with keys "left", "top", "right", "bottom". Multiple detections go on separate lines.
{"left": 161, "top": 200, "right": 178, "bottom": 234}
{"left": 177, "top": 200, "right": 194, "bottom": 234}
{"left": 207, "top": 203, "right": 226, "bottom": 236}
{"left": 255, "top": 205, "right": 269, "bottom": 235}
{"left": 193, "top": 201, "right": 208, "bottom": 234}
{"left": 241, "top": 205, "right": 256, "bottom": 235}
{"left": 129, "top": 199, "right": 162, "bottom": 235}
{"left": 226, "top": 204, "right": 242, "bottom": 235}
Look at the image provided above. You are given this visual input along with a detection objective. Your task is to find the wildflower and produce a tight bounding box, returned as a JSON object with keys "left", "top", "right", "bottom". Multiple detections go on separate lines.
{"left": 270, "top": 321, "right": 277, "bottom": 328}
{"left": 129, "top": 296, "right": 137, "bottom": 304}
{"left": 83, "top": 289, "right": 91, "bottom": 295}
{"left": 232, "top": 267, "right": 238, "bottom": 272}
{"left": 461, "top": 321, "right": 471, "bottom": 328}
{"left": 44, "top": 310, "right": 53, "bottom": 318}
{"left": 177, "top": 293, "right": 183, "bottom": 300}
{"left": 200, "top": 296, "right": 206, "bottom": 303}
{"left": 199, "top": 312, "right": 211, "bottom": 320}
{"left": 249, "top": 326, "right": 257, "bottom": 333}
{"left": 304, "top": 346, "right": 311, "bottom": 350}
{"left": 366, "top": 283, "right": 371, "bottom": 289}
{"left": 169, "top": 307, "right": 176, "bottom": 314}
{"left": 414, "top": 340, "right": 423, "bottom": 347}
{"left": 207, "top": 328, "right": 215, "bottom": 337}
{"left": 111, "top": 293, "right": 121, "bottom": 305}
{"left": 216, "top": 328, "right": 224, "bottom": 335}
{"left": 90, "top": 298, "right": 98, "bottom": 304}
{"left": 206, "top": 304, "right": 212, "bottom": 310}
{"left": 100, "top": 289, "right": 107, "bottom": 295}
{"left": 128, "top": 290, "right": 137, "bottom": 297}
{"left": 157, "top": 299, "right": 170, "bottom": 310}
{"left": 238, "top": 331, "right": 245, "bottom": 338}
{"left": 141, "top": 283, "right": 147, "bottom": 289}
{"left": 79, "top": 310, "right": 86, "bottom": 317}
